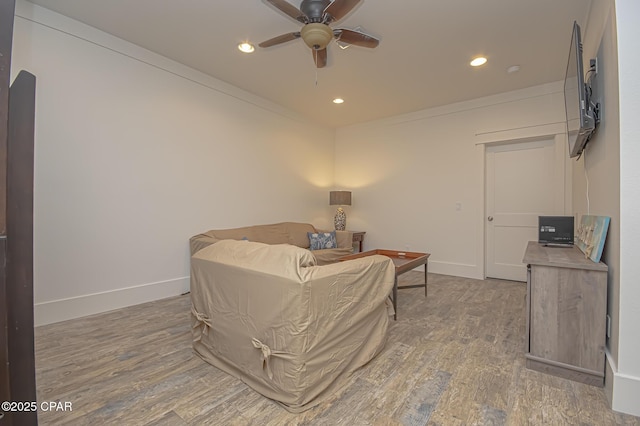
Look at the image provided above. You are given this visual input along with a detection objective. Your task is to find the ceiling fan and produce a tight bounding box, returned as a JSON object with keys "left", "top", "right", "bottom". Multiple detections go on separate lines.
{"left": 258, "top": 0, "right": 380, "bottom": 68}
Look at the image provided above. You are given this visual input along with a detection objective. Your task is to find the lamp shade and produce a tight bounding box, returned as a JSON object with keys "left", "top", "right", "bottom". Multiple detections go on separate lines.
{"left": 329, "top": 191, "right": 352, "bottom": 206}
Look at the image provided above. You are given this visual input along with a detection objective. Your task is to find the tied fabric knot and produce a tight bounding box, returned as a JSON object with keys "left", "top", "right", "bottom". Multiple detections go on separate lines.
{"left": 191, "top": 305, "right": 212, "bottom": 342}
{"left": 251, "top": 338, "right": 294, "bottom": 380}
{"left": 252, "top": 338, "right": 271, "bottom": 360}
{"left": 252, "top": 338, "right": 273, "bottom": 379}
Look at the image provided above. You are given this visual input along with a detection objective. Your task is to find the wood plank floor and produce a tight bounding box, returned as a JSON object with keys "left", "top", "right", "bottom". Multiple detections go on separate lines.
{"left": 34, "top": 272, "right": 640, "bottom": 425}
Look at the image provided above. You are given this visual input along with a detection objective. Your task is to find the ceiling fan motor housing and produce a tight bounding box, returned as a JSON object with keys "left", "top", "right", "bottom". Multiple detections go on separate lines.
{"left": 300, "top": 0, "right": 331, "bottom": 22}
{"left": 300, "top": 23, "right": 333, "bottom": 50}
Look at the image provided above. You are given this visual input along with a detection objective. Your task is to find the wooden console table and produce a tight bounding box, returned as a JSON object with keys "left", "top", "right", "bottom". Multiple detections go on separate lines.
{"left": 522, "top": 241, "right": 607, "bottom": 386}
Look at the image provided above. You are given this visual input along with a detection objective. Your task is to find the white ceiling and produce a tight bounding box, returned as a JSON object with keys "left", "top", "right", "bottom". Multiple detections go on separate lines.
{"left": 26, "top": 0, "right": 593, "bottom": 128}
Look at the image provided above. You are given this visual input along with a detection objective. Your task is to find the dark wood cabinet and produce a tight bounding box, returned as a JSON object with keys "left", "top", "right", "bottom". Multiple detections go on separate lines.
{"left": 351, "top": 231, "right": 365, "bottom": 252}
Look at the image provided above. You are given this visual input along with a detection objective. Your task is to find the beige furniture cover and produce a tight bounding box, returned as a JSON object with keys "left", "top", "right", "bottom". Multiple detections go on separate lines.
{"left": 190, "top": 239, "right": 395, "bottom": 412}
{"left": 189, "top": 222, "right": 353, "bottom": 265}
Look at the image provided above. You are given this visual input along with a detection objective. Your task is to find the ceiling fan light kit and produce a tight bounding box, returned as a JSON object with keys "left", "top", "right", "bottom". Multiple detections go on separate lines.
{"left": 259, "top": 0, "right": 379, "bottom": 68}
{"left": 301, "top": 23, "right": 334, "bottom": 50}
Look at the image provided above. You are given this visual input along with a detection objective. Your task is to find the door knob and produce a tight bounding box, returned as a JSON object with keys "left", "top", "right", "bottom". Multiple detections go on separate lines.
{"left": 488, "top": 216, "right": 494, "bottom": 221}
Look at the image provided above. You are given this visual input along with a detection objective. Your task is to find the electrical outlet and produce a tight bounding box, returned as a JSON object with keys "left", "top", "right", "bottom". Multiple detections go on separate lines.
{"left": 606, "top": 314, "right": 611, "bottom": 338}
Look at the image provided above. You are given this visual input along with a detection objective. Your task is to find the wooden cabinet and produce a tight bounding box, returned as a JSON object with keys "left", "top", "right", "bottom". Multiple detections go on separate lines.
{"left": 351, "top": 231, "right": 365, "bottom": 252}
{"left": 522, "top": 241, "right": 607, "bottom": 386}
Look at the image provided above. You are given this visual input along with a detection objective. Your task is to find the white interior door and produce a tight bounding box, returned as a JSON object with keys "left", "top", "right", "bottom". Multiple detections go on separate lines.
{"left": 486, "top": 137, "right": 565, "bottom": 281}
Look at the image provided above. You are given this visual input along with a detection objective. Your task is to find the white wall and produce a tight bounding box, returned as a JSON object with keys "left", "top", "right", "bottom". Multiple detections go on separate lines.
{"left": 575, "top": 0, "right": 621, "bottom": 362}
{"left": 11, "top": 1, "right": 335, "bottom": 326}
{"left": 572, "top": 0, "right": 640, "bottom": 416}
{"left": 616, "top": 0, "right": 640, "bottom": 414}
{"left": 335, "top": 84, "right": 566, "bottom": 279}
{"left": 575, "top": 0, "right": 621, "bottom": 400}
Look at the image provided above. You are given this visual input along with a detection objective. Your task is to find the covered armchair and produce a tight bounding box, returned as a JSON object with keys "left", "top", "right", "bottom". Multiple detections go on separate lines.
{"left": 190, "top": 239, "right": 395, "bottom": 412}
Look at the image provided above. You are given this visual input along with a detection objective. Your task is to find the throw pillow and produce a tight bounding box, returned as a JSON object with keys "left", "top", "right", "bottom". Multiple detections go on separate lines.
{"left": 308, "top": 231, "right": 337, "bottom": 250}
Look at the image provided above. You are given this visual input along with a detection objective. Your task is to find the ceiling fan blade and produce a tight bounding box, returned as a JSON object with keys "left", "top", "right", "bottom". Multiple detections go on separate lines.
{"left": 265, "top": 0, "right": 308, "bottom": 23}
{"left": 313, "top": 48, "right": 327, "bottom": 68}
{"left": 258, "top": 32, "right": 301, "bottom": 48}
{"left": 323, "top": 0, "right": 362, "bottom": 22}
{"left": 334, "top": 28, "right": 379, "bottom": 48}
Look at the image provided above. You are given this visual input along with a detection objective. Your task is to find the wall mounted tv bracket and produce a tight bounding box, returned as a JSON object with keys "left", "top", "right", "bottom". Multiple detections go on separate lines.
{"left": 586, "top": 58, "right": 600, "bottom": 126}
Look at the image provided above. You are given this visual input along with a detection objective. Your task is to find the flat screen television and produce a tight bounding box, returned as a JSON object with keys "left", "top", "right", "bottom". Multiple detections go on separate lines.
{"left": 564, "top": 21, "right": 598, "bottom": 159}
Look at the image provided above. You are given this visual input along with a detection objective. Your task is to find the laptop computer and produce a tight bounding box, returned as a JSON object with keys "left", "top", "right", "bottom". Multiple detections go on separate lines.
{"left": 538, "top": 216, "right": 574, "bottom": 246}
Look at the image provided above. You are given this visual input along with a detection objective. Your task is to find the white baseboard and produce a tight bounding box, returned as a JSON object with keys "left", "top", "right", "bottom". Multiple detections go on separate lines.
{"left": 427, "top": 260, "right": 483, "bottom": 280}
{"left": 34, "top": 276, "right": 190, "bottom": 326}
{"left": 605, "top": 350, "right": 640, "bottom": 417}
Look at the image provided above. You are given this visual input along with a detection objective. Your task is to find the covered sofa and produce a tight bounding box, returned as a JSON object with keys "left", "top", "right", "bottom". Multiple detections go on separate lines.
{"left": 189, "top": 222, "right": 353, "bottom": 265}
{"left": 190, "top": 239, "right": 396, "bottom": 412}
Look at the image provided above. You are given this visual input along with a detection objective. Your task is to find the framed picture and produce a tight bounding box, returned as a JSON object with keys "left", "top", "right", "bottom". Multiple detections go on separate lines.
{"left": 576, "top": 215, "right": 610, "bottom": 263}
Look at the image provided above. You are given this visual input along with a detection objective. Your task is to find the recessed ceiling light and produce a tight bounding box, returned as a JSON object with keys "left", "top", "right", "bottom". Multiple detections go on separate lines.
{"left": 507, "top": 65, "right": 521, "bottom": 73}
{"left": 470, "top": 57, "right": 487, "bottom": 67}
{"left": 333, "top": 98, "right": 345, "bottom": 104}
{"left": 238, "top": 42, "right": 255, "bottom": 53}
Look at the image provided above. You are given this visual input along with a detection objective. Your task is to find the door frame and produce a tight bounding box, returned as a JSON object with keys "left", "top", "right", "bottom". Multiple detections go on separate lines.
{"left": 1, "top": 0, "right": 16, "bottom": 423}
{"left": 475, "top": 122, "right": 571, "bottom": 279}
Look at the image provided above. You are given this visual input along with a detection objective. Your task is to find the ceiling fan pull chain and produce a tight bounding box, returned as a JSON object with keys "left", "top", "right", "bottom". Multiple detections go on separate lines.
{"left": 314, "top": 50, "right": 318, "bottom": 85}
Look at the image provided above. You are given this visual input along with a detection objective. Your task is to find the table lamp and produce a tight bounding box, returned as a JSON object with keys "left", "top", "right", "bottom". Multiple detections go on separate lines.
{"left": 329, "top": 191, "right": 351, "bottom": 231}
